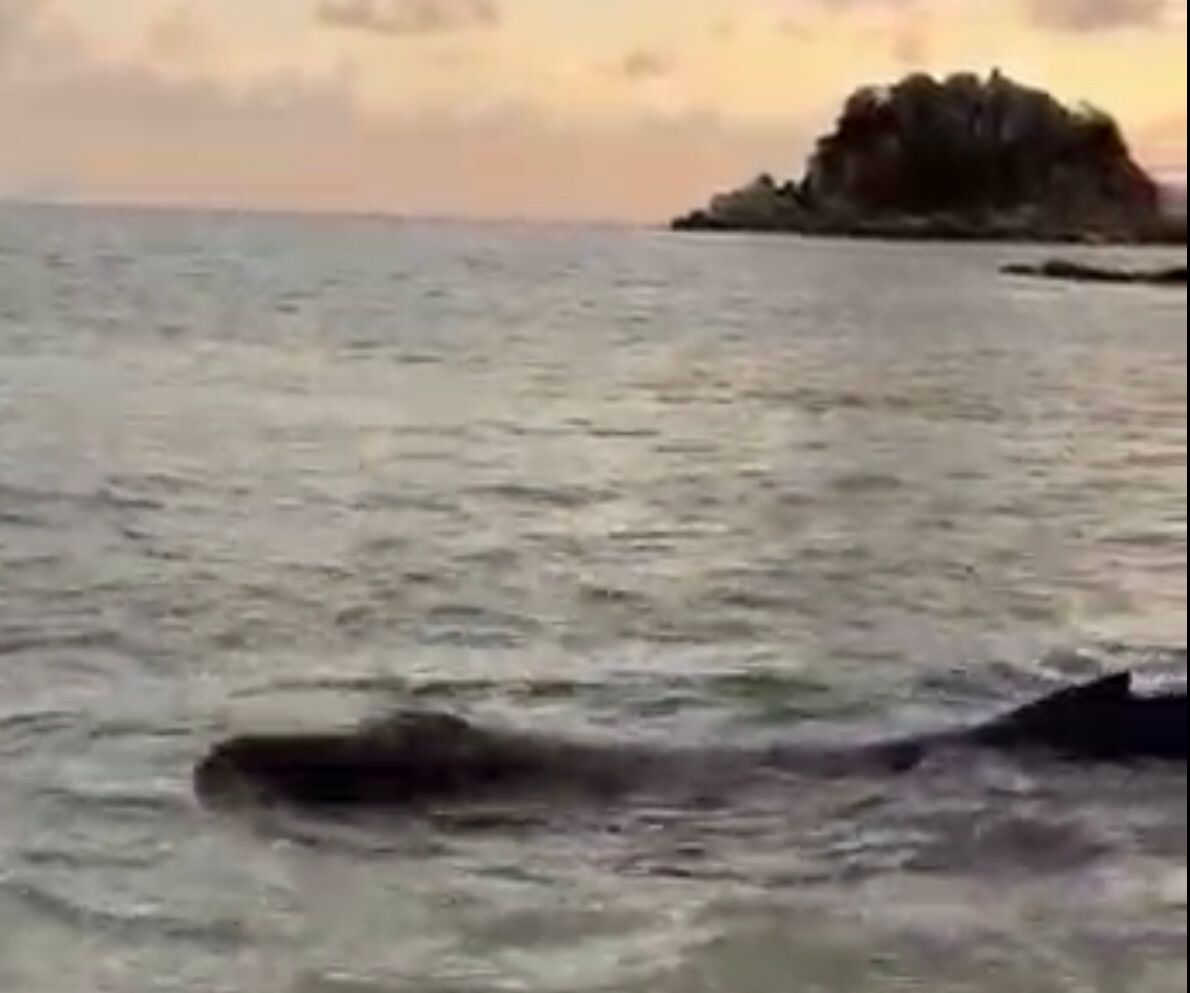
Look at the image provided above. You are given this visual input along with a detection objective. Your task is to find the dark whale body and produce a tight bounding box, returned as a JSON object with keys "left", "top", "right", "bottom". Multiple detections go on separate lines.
{"left": 196, "top": 672, "right": 1187, "bottom": 812}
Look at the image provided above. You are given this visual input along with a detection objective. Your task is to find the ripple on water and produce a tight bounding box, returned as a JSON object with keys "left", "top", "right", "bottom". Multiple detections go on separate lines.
{"left": 828, "top": 472, "right": 907, "bottom": 495}
{"left": 0, "top": 879, "right": 252, "bottom": 951}
{"left": 0, "top": 628, "right": 125, "bottom": 658}
{"left": 0, "top": 509, "right": 44, "bottom": 528}
{"left": 0, "top": 213, "right": 1185, "bottom": 993}
{"left": 416, "top": 604, "right": 543, "bottom": 649}
{"left": 468, "top": 483, "right": 616, "bottom": 510}
{"left": 0, "top": 709, "right": 80, "bottom": 755}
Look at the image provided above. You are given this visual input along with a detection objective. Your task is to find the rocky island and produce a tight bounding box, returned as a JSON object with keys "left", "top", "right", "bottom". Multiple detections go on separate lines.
{"left": 674, "top": 71, "right": 1186, "bottom": 244}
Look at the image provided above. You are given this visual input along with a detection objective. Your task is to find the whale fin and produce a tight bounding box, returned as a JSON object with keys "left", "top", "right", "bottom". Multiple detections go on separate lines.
{"left": 996, "top": 672, "right": 1132, "bottom": 731}
{"left": 973, "top": 670, "right": 1186, "bottom": 759}
{"left": 1025, "top": 672, "right": 1132, "bottom": 711}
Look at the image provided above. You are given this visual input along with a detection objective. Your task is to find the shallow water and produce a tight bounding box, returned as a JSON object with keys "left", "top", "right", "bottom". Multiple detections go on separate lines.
{"left": 0, "top": 204, "right": 1185, "bottom": 992}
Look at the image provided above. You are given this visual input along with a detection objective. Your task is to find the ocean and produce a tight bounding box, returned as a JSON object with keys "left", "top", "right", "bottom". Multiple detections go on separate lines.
{"left": 0, "top": 203, "right": 1186, "bottom": 992}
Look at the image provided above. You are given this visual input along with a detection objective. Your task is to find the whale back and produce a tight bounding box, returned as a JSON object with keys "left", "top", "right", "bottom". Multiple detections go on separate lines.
{"left": 194, "top": 713, "right": 553, "bottom": 808}
{"left": 194, "top": 673, "right": 1188, "bottom": 814}
{"left": 975, "top": 673, "right": 1188, "bottom": 760}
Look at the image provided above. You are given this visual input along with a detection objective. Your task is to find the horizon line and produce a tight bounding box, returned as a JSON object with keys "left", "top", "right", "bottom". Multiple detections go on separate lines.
{"left": 4, "top": 171, "right": 1187, "bottom": 231}
{"left": 0, "top": 196, "right": 662, "bottom": 231}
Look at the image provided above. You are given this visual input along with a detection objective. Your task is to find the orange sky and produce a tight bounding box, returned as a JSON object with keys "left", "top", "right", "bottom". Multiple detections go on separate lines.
{"left": 0, "top": 0, "right": 1185, "bottom": 220}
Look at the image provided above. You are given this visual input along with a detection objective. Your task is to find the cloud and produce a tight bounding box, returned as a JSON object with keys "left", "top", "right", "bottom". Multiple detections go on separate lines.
{"left": 711, "top": 16, "right": 738, "bottom": 42}
{"left": 315, "top": 0, "right": 500, "bottom": 36}
{"left": 1025, "top": 0, "right": 1167, "bottom": 31}
{"left": 1133, "top": 111, "right": 1190, "bottom": 173}
{"left": 0, "top": 0, "right": 43, "bottom": 54}
{"left": 0, "top": 5, "right": 806, "bottom": 221}
{"left": 619, "top": 49, "right": 674, "bottom": 81}
{"left": 892, "top": 21, "right": 929, "bottom": 66}
{"left": 0, "top": 9, "right": 361, "bottom": 202}
{"left": 805, "top": 0, "right": 924, "bottom": 9}
{"left": 2, "top": 0, "right": 1181, "bottom": 220}
{"left": 773, "top": 0, "right": 934, "bottom": 68}
{"left": 146, "top": 4, "right": 212, "bottom": 65}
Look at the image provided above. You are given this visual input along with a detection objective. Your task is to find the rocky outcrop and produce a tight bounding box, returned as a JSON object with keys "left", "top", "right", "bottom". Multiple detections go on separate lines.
{"left": 674, "top": 71, "right": 1185, "bottom": 244}
{"left": 1002, "top": 260, "right": 1188, "bottom": 286}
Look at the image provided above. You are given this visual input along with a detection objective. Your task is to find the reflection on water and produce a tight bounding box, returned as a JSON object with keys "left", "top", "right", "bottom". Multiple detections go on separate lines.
{"left": 0, "top": 204, "right": 1185, "bottom": 992}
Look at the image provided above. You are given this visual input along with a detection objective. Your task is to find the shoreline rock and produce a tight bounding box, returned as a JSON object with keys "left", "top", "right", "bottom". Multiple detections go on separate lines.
{"left": 1002, "top": 260, "right": 1188, "bottom": 286}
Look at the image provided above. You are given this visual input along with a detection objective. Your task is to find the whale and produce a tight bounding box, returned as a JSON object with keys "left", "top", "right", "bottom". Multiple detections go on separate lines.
{"left": 195, "top": 672, "right": 1187, "bottom": 813}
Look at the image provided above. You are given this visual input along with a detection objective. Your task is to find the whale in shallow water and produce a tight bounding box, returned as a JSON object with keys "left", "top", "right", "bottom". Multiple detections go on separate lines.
{"left": 195, "top": 672, "right": 1187, "bottom": 812}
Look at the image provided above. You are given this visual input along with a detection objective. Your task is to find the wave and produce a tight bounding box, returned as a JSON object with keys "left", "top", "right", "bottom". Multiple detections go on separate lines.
{"left": 0, "top": 878, "right": 251, "bottom": 950}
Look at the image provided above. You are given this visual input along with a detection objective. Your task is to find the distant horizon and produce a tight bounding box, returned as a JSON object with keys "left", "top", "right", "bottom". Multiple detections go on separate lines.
{"left": 5, "top": 162, "right": 1186, "bottom": 230}
{"left": 0, "top": 195, "right": 655, "bottom": 228}
{"left": 0, "top": 1, "right": 1185, "bottom": 223}
{"left": 3, "top": 161, "right": 1188, "bottom": 230}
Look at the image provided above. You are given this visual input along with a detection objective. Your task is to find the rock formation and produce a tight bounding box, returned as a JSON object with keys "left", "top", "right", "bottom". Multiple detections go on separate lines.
{"left": 674, "top": 71, "right": 1185, "bottom": 244}
{"left": 1002, "top": 260, "right": 1188, "bottom": 286}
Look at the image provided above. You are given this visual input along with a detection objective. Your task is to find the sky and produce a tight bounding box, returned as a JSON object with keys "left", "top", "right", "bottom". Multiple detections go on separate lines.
{"left": 0, "top": 0, "right": 1185, "bottom": 221}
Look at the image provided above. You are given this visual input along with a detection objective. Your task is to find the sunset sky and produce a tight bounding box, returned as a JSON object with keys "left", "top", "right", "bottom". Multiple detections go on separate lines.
{"left": 1, "top": 0, "right": 1185, "bottom": 220}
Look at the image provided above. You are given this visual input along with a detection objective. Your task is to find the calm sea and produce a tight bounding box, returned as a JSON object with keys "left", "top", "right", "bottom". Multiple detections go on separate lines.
{"left": 0, "top": 204, "right": 1186, "bottom": 993}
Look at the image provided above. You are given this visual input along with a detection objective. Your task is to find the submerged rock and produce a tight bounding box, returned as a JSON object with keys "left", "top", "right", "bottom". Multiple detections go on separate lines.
{"left": 1002, "top": 260, "right": 1188, "bottom": 286}
{"left": 674, "top": 71, "right": 1185, "bottom": 245}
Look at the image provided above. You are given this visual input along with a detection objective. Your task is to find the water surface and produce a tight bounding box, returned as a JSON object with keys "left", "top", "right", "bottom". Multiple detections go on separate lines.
{"left": 0, "top": 205, "right": 1186, "bottom": 992}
